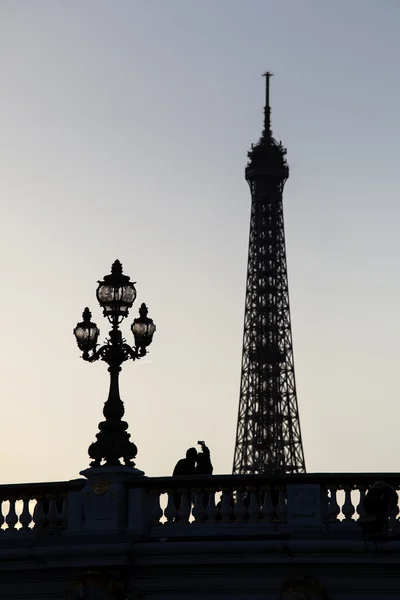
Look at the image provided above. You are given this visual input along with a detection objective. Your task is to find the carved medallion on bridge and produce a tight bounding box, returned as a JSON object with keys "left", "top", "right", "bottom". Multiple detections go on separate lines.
{"left": 68, "top": 570, "right": 145, "bottom": 599}
{"left": 278, "top": 577, "right": 330, "bottom": 600}
{"left": 92, "top": 481, "right": 110, "bottom": 496}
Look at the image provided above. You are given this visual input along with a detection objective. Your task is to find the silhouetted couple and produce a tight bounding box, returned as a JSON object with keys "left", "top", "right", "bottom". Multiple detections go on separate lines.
{"left": 172, "top": 442, "right": 213, "bottom": 517}
{"left": 172, "top": 441, "right": 213, "bottom": 477}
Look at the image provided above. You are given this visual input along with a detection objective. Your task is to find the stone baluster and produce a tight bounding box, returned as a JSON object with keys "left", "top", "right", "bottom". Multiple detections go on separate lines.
{"left": 58, "top": 494, "right": 68, "bottom": 528}
{"left": 192, "top": 490, "right": 205, "bottom": 523}
{"left": 275, "top": 489, "right": 287, "bottom": 523}
{"left": 320, "top": 487, "right": 329, "bottom": 522}
{"left": 261, "top": 487, "right": 274, "bottom": 522}
{"left": 177, "top": 490, "right": 190, "bottom": 523}
{"left": 234, "top": 490, "right": 247, "bottom": 522}
{"left": 33, "top": 497, "right": 46, "bottom": 529}
{"left": 164, "top": 491, "right": 177, "bottom": 524}
{"left": 150, "top": 490, "right": 163, "bottom": 526}
{"left": 327, "top": 487, "right": 341, "bottom": 522}
{"left": 45, "top": 497, "right": 60, "bottom": 529}
{"left": 205, "top": 489, "right": 218, "bottom": 522}
{"left": 247, "top": 488, "right": 260, "bottom": 522}
{"left": 342, "top": 486, "right": 355, "bottom": 524}
{"left": 356, "top": 486, "right": 367, "bottom": 520}
{"left": 219, "top": 490, "right": 232, "bottom": 522}
{"left": 19, "top": 497, "right": 32, "bottom": 530}
{"left": 0, "top": 499, "right": 4, "bottom": 532}
{"left": 389, "top": 486, "right": 399, "bottom": 524}
{"left": 5, "top": 498, "right": 18, "bottom": 530}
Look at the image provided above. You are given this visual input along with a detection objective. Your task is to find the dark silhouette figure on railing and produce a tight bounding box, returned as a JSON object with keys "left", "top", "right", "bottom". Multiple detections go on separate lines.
{"left": 172, "top": 447, "right": 198, "bottom": 517}
{"left": 172, "top": 443, "right": 213, "bottom": 515}
{"left": 196, "top": 441, "right": 213, "bottom": 509}
{"left": 359, "top": 480, "right": 399, "bottom": 536}
{"left": 172, "top": 447, "right": 198, "bottom": 476}
{"left": 195, "top": 441, "right": 213, "bottom": 475}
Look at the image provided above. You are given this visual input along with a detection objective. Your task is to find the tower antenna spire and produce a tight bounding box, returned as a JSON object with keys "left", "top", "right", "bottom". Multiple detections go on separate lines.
{"left": 263, "top": 71, "right": 273, "bottom": 137}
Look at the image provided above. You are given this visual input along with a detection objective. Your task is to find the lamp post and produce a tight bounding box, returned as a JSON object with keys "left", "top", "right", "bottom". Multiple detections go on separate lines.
{"left": 73, "top": 260, "right": 156, "bottom": 468}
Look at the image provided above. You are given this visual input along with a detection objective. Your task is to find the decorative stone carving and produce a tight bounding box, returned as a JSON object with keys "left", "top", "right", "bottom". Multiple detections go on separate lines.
{"left": 67, "top": 570, "right": 145, "bottom": 600}
{"left": 68, "top": 583, "right": 114, "bottom": 600}
{"left": 278, "top": 577, "right": 330, "bottom": 599}
{"left": 92, "top": 481, "right": 111, "bottom": 496}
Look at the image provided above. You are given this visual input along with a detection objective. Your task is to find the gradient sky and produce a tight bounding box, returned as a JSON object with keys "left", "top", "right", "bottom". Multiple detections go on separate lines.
{"left": 1, "top": 0, "right": 400, "bottom": 483}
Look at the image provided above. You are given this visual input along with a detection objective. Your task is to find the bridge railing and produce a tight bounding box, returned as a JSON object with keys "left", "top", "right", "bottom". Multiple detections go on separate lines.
{"left": 0, "top": 479, "right": 85, "bottom": 531}
{"left": 0, "top": 473, "right": 400, "bottom": 533}
{"left": 130, "top": 473, "right": 400, "bottom": 529}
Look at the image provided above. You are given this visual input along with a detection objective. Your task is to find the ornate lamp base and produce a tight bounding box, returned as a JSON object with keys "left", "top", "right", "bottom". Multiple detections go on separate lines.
{"left": 88, "top": 419, "right": 138, "bottom": 468}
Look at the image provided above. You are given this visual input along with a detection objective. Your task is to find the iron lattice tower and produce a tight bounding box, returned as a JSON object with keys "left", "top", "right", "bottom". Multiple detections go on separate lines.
{"left": 233, "top": 73, "right": 306, "bottom": 474}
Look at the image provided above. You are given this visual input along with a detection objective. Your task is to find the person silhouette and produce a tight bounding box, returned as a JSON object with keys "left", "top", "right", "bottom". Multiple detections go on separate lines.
{"left": 173, "top": 447, "right": 198, "bottom": 476}
{"left": 195, "top": 441, "right": 213, "bottom": 475}
{"left": 195, "top": 441, "right": 212, "bottom": 511}
{"left": 172, "top": 447, "right": 198, "bottom": 518}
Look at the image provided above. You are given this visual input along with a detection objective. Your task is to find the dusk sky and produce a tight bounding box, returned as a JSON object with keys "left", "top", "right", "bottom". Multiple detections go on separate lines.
{"left": 1, "top": 1, "right": 400, "bottom": 483}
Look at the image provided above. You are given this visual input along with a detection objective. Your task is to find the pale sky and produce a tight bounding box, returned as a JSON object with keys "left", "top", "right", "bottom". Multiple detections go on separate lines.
{"left": 1, "top": 0, "right": 400, "bottom": 483}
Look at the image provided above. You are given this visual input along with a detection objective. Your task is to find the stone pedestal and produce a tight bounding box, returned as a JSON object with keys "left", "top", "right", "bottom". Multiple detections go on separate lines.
{"left": 68, "top": 465, "right": 145, "bottom": 534}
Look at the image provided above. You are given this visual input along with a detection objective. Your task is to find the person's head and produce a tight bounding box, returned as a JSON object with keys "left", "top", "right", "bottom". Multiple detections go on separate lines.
{"left": 186, "top": 447, "right": 198, "bottom": 462}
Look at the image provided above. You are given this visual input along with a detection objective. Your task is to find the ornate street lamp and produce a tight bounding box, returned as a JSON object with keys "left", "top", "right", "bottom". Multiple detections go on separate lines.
{"left": 73, "top": 260, "right": 156, "bottom": 468}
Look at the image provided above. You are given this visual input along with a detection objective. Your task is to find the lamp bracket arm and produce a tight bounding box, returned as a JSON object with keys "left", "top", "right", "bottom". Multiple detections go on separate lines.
{"left": 82, "top": 344, "right": 108, "bottom": 363}
{"left": 122, "top": 343, "right": 139, "bottom": 361}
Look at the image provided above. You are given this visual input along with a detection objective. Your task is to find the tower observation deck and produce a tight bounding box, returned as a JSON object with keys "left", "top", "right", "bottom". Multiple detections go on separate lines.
{"left": 233, "top": 73, "right": 306, "bottom": 474}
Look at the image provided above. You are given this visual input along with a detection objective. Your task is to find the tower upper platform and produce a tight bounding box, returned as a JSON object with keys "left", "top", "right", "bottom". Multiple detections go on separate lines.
{"left": 246, "top": 72, "right": 289, "bottom": 181}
